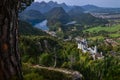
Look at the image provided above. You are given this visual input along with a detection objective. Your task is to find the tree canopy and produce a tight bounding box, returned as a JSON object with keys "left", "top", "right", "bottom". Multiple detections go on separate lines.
{"left": 20, "top": 0, "right": 34, "bottom": 12}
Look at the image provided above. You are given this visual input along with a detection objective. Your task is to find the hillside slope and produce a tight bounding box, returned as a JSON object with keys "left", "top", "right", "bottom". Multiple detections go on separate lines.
{"left": 18, "top": 20, "right": 48, "bottom": 36}
{"left": 45, "top": 7, "right": 71, "bottom": 25}
{"left": 19, "top": 10, "right": 45, "bottom": 25}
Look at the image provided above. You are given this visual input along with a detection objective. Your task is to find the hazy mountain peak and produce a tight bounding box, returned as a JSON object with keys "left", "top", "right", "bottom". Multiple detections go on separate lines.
{"left": 48, "top": 1, "right": 58, "bottom": 4}
{"left": 39, "top": 1, "right": 48, "bottom": 7}
{"left": 82, "top": 4, "right": 101, "bottom": 10}
{"left": 68, "top": 6, "right": 84, "bottom": 15}
{"left": 25, "top": 1, "right": 73, "bottom": 13}
{"left": 45, "top": 7, "right": 71, "bottom": 25}
{"left": 40, "top": 1, "right": 47, "bottom": 4}
{"left": 47, "top": 1, "right": 58, "bottom": 7}
{"left": 49, "top": 7, "right": 67, "bottom": 15}
{"left": 84, "top": 4, "right": 99, "bottom": 7}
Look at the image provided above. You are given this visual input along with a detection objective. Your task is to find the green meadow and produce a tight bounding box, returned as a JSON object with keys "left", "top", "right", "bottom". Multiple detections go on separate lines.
{"left": 84, "top": 24, "right": 120, "bottom": 33}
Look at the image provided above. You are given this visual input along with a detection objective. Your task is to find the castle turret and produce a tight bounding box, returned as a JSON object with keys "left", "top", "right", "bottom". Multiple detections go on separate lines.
{"left": 78, "top": 43, "right": 82, "bottom": 49}
{"left": 94, "top": 46, "right": 97, "bottom": 54}
{"left": 77, "top": 38, "right": 88, "bottom": 53}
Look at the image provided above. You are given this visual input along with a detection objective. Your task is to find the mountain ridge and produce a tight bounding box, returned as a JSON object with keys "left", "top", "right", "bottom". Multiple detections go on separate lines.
{"left": 27, "top": 1, "right": 120, "bottom": 13}
{"left": 19, "top": 1, "right": 110, "bottom": 30}
{"left": 19, "top": 9, "right": 45, "bottom": 25}
{"left": 45, "top": 7, "right": 71, "bottom": 25}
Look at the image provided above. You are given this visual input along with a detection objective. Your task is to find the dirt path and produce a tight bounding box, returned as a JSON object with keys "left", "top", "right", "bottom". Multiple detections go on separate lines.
{"left": 32, "top": 65, "right": 83, "bottom": 80}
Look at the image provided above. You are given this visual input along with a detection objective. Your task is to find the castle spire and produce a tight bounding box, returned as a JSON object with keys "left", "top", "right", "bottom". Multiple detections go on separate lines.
{"left": 94, "top": 46, "right": 97, "bottom": 54}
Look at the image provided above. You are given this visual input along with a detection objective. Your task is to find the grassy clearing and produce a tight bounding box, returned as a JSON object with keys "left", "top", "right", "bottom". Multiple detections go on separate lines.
{"left": 88, "top": 36, "right": 104, "bottom": 40}
{"left": 109, "top": 33, "right": 120, "bottom": 38}
{"left": 116, "top": 39, "right": 120, "bottom": 43}
{"left": 84, "top": 24, "right": 120, "bottom": 33}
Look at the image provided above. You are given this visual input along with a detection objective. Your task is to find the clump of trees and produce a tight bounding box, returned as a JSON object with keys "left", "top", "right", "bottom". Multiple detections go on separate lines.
{"left": 20, "top": 35, "right": 120, "bottom": 80}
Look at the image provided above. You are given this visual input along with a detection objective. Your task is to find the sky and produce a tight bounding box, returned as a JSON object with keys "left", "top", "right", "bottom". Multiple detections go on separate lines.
{"left": 35, "top": 0, "right": 120, "bottom": 8}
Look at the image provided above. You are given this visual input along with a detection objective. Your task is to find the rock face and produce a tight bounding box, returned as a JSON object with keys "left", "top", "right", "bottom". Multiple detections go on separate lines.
{"left": 72, "top": 71, "right": 83, "bottom": 80}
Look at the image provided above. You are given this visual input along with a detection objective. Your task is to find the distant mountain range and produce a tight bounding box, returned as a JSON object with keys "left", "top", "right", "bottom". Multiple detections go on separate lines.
{"left": 25, "top": 1, "right": 120, "bottom": 13}
{"left": 82, "top": 5, "right": 120, "bottom": 13}
{"left": 20, "top": 1, "right": 120, "bottom": 30}
{"left": 25, "top": 1, "right": 72, "bottom": 13}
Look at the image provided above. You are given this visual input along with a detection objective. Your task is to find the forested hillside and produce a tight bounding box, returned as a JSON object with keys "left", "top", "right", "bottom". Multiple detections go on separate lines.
{"left": 18, "top": 20, "right": 48, "bottom": 36}
{"left": 17, "top": 1, "right": 120, "bottom": 80}
{"left": 19, "top": 35, "right": 120, "bottom": 80}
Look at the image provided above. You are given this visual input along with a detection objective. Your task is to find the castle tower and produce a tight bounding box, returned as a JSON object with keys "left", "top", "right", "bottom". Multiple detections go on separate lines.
{"left": 78, "top": 43, "right": 82, "bottom": 49}
{"left": 94, "top": 46, "right": 97, "bottom": 54}
{"left": 78, "top": 38, "right": 88, "bottom": 53}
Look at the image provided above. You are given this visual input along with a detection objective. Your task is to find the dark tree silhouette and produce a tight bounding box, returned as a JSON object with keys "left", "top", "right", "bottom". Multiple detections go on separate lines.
{"left": 0, "top": 0, "right": 33, "bottom": 80}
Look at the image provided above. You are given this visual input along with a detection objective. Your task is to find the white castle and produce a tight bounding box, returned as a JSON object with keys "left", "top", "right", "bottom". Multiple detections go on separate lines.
{"left": 77, "top": 38, "right": 104, "bottom": 60}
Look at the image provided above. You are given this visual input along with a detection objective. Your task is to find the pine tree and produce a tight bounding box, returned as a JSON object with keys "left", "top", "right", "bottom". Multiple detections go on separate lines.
{"left": 0, "top": 0, "right": 33, "bottom": 80}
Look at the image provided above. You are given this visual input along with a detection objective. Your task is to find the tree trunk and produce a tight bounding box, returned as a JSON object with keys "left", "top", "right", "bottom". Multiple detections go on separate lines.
{"left": 0, "top": 0, "right": 23, "bottom": 80}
